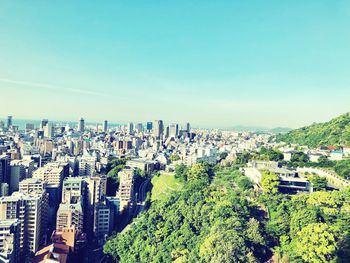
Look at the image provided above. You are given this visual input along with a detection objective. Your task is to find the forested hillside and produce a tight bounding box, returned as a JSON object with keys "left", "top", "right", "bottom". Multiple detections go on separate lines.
{"left": 104, "top": 164, "right": 350, "bottom": 262}
{"left": 276, "top": 112, "right": 350, "bottom": 147}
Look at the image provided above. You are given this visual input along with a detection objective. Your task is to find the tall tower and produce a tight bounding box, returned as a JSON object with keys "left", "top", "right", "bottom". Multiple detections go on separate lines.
{"left": 7, "top": 116, "right": 12, "bottom": 129}
{"left": 40, "top": 119, "right": 48, "bottom": 129}
{"left": 103, "top": 120, "right": 108, "bottom": 133}
{"left": 153, "top": 120, "right": 164, "bottom": 139}
{"left": 78, "top": 118, "right": 85, "bottom": 133}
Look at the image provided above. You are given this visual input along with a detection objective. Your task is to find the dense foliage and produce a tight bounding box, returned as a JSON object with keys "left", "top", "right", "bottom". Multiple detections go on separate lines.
{"left": 276, "top": 112, "right": 350, "bottom": 147}
{"left": 104, "top": 163, "right": 350, "bottom": 263}
{"left": 104, "top": 165, "right": 270, "bottom": 262}
{"left": 261, "top": 189, "right": 350, "bottom": 262}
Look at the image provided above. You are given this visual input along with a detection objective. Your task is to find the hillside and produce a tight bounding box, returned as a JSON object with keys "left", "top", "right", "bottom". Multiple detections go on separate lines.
{"left": 276, "top": 112, "right": 350, "bottom": 147}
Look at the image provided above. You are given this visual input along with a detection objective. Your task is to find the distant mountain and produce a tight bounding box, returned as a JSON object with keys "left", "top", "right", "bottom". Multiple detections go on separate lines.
{"left": 276, "top": 112, "right": 350, "bottom": 147}
{"left": 270, "top": 127, "right": 293, "bottom": 134}
{"left": 230, "top": 125, "right": 292, "bottom": 133}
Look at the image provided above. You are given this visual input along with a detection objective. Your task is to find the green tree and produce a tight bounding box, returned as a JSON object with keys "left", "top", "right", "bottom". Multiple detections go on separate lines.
{"left": 334, "top": 160, "right": 350, "bottom": 179}
{"left": 294, "top": 223, "right": 337, "bottom": 263}
{"left": 187, "top": 163, "right": 208, "bottom": 181}
{"left": 261, "top": 171, "right": 279, "bottom": 194}
{"left": 291, "top": 152, "right": 310, "bottom": 163}
{"left": 170, "top": 154, "right": 181, "bottom": 162}
{"left": 309, "top": 175, "right": 328, "bottom": 191}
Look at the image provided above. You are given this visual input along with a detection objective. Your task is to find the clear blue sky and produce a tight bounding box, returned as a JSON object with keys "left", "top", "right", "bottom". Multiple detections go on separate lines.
{"left": 0, "top": 1, "right": 349, "bottom": 128}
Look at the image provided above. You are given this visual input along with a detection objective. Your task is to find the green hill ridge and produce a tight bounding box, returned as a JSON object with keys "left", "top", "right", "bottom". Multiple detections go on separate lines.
{"left": 276, "top": 112, "right": 350, "bottom": 148}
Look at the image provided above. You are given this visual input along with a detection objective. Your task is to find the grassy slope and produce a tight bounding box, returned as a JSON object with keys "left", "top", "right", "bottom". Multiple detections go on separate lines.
{"left": 151, "top": 173, "right": 183, "bottom": 202}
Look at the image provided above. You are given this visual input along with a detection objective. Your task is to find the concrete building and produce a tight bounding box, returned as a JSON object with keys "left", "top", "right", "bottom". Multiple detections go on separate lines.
{"left": 126, "top": 158, "right": 158, "bottom": 175}
{"left": 93, "top": 203, "right": 113, "bottom": 238}
{"left": 169, "top": 123, "right": 179, "bottom": 138}
{"left": 0, "top": 219, "right": 20, "bottom": 263}
{"left": 117, "top": 169, "right": 135, "bottom": 212}
{"left": 43, "top": 123, "right": 54, "bottom": 139}
{"left": 103, "top": 120, "right": 108, "bottom": 133}
{"left": 79, "top": 156, "right": 96, "bottom": 176}
{"left": 32, "top": 163, "right": 65, "bottom": 187}
{"left": 78, "top": 118, "right": 85, "bottom": 133}
{"left": 56, "top": 203, "right": 84, "bottom": 233}
{"left": 9, "top": 160, "right": 34, "bottom": 194}
{"left": 62, "top": 177, "right": 86, "bottom": 204}
{"left": 0, "top": 190, "right": 48, "bottom": 260}
{"left": 153, "top": 120, "right": 164, "bottom": 139}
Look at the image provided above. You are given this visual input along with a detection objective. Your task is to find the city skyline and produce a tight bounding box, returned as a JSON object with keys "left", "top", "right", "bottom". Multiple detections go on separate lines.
{"left": 1, "top": 1, "right": 350, "bottom": 128}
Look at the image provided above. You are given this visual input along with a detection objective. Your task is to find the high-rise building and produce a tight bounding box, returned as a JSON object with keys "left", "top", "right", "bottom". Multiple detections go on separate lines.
{"left": 93, "top": 203, "right": 113, "bottom": 238}
{"left": 103, "top": 120, "right": 108, "bottom": 133}
{"left": 0, "top": 190, "right": 48, "bottom": 260}
{"left": 117, "top": 169, "right": 135, "bottom": 212}
{"left": 40, "top": 119, "right": 48, "bottom": 130}
{"left": 136, "top": 123, "right": 143, "bottom": 133}
{"left": 32, "top": 163, "right": 64, "bottom": 187}
{"left": 0, "top": 219, "right": 21, "bottom": 263}
{"left": 169, "top": 123, "right": 179, "bottom": 138}
{"left": 56, "top": 203, "right": 84, "bottom": 233}
{"left": 9, "top": 160, "right": 35, "bottom": 194}
{"left": 126, "top": 122, "right": 134, "bottom": 134}
{"left": 78, "top": 118, "right": 85, "bottom": 133}
{"left": 43, "top": 123, "right": 54, "bottom": 138}
{"left": 7, "top": 116, "right": 12, "bottom": 130}
{"left": 146, "top": 122, "right": 153, "bottom": 131}
{"left": 153, "top": 120, "right": 164, "bottom": 139}
{"left": 185, "top": 122, "right": 191, "bottom": 132}
{"left": 62, "top": 177, "right": 86, "bottom": 204}
{"left": 0, "top": 155, "right": 10, "bottom": 186}
{"left": 79, "top": 155, "right": 96, "bottom": 176}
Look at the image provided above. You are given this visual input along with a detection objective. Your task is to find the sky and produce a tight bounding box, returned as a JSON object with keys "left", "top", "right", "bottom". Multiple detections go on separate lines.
{"left": 0, "top": 1, "right": 350, "bottom": 128}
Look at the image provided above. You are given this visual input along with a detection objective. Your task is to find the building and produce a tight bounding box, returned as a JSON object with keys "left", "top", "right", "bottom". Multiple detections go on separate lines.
{"left": 126, "top": 122, "right": 134, "bottom": 135}
{"left": 117, "top": 169, "right": 135, "bottom": 212}
{"left": 19, "top": 178, "right": 46, "bottom": 195}
{"left": 105, "top": 196, "right": 120, "bottom": 229}
{"left": 32, "top": 164, "right": 65, "bottom": 187}
{"left": 93, "top": 203, "right": 113, "bottom": 238}
{"left": 56, "top": 203, "right": 84, "bottom": 233}
{"left": 126, "top": 158, "right": 158, "bottom": 175}
{"left": 79, "top": 155, "right": 96, "bottom": 176}
{"left": 146, "top": 122, "right": 153, "bottom": 131}
{"left": 153, "top": 120, "right": 164, "bottom": 139}
{"left": 0, "top": 190, "right": 48, "bottom": 260}
{"left": 136, "top": 123, "right": 143, "bottom": 133}
{"left": 248, "top": 160, "right": 279, "bottom": 171}
{"left": 43, "top": 123, "right": 54, "bottom": 139}
{"left": 78, "top": 118, "right": 85, "bottom": 133}
{"left": 169, "top": 123, "right": 179, "bottom": 138}
{"left": 0, "top": 219, "right": 20, "bottom": 263}
{"left": 40, "top": 119, "right": 48, "bottom": 130}
{"left": 0, "top": 155, "right": 10, "bottom": 187}
{"left": 103, "top": 120, "right": 108, "bottom": 133}
{"left": 34, "top": 227, "right": 86, "bottom": 263}
{"left": 9, "top": 160, "right": 34, "bottom": 194}
{"left": 7, "top": 116, "right": 12, "bottom": 130}
{"left": 61, "top": 177, "right": 86, "bottom": 204}
{"left": 329, "top": 151, "right": 344, "bottom": 161}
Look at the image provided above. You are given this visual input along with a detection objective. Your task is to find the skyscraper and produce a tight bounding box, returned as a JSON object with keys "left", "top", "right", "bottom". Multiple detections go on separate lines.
{"left": 78, "top": 118, "right": 85, "bottom": 133}
{"left": 40, "top": 119, "right": 48, "bottom": 130}
{"left": 153, "top": 120, "right": 164, "bottom": 139}
{"left": 103, "top": 120, "right": 108, "bottom": 133}
{"left": 169, "top": 123, "right": 179, "bottom": 138}
{"left": 146, "top": 122, "right": 153, "bottom": 131}
{"left": 7, "top": 116, "right": 12, "bottom": 129}
{"left": 126, "top": 122, "right": 134, "bottom": 134}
